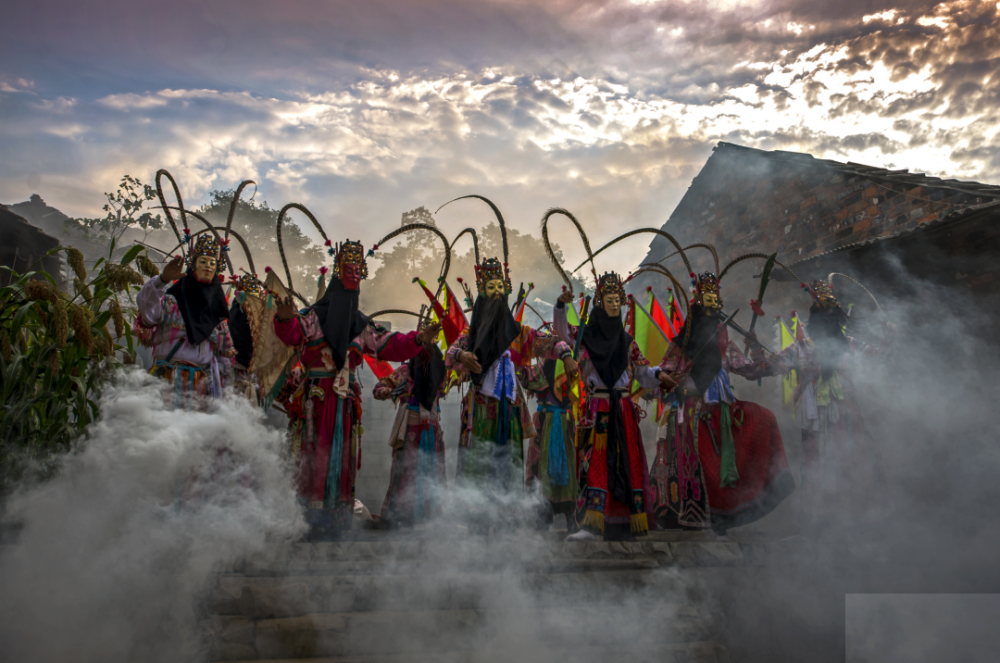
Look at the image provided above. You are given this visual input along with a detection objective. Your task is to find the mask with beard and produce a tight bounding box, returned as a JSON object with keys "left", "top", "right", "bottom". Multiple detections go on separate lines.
{"left": 466, "top": 292, "right": 520, "bottom": 386}
{"left": 676, "top": 304, "right": 724, "bottom": 394}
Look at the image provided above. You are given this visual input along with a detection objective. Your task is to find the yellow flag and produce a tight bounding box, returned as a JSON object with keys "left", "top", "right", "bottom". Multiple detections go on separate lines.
{"left": 779, "top": 317, "right": 797, "bottom": 411}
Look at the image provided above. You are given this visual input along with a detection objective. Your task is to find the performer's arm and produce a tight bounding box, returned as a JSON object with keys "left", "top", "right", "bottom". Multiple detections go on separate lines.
{"left": 137, "top": 275, "right": 170, "bottom": 327}
{"left": 445, "top": 328, "right": 471, "bottom": 370}
{"left": 375, "top": 330, "right": 421, "bottom": 362}
{"left": 274, "top": 311, "right": 307, "bottom": 347}
{"left": 629, "top": 339, "right": 675, "bottom": 389}
{"left": 552, "top": 296, "right": 574, "bottom": 345}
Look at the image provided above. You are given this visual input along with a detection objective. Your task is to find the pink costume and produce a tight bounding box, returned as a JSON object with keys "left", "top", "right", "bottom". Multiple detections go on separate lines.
{"left": 135, "top": 275, "right": 234, "bottom": 409}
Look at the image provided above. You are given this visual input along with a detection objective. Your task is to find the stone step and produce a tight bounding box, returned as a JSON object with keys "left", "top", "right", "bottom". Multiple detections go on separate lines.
{"left": 229, "top": 538, "right": 767, "bottom": 577}
{"left": 208, "top": 605, "right": 716, "bottom": 660}
{"left": 210, "top": 570, "right": 694, "bottom": 619}
{"left": 213, "top": 642, "right": 729, "bottom": 663}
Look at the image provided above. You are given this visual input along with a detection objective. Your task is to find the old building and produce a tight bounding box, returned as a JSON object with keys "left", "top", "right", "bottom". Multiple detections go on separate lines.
{"left": 0, "top": 205, "right": 63, "bottom": 287}
{"left": 630, "top": 142, "right": 1000, "bottom": 343}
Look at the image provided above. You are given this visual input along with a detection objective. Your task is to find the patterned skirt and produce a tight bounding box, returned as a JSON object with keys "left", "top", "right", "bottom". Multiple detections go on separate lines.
{"left": 455, "top": 390, "right": 525, "bottom": 527}
{"left": 652, "top": 397, "right": 794, "bottom": 532}
{"left": 577, "top": 395, "right": 654, "bottom": 539}
{"left": 287, "top": 376, "right": 363, "bottom": 533}
{"left": 526, "top": 404, "right": 578, "bottom": 508}
{"left": 380, "top": 409, "right": 447, "bottom": 525}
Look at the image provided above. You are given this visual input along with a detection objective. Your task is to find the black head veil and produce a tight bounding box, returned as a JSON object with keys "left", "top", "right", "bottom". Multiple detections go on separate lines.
{"left": 466, "top": 293, "right": 520, "bottom": 386}
{"left": 167, "top": 271, "right": 230, "bottom": 346}
{"left": 581, "top": 306, "right": 634, "bottom": 508}
{"left": 309, "top": 276, "right": 369, "bottom": 371}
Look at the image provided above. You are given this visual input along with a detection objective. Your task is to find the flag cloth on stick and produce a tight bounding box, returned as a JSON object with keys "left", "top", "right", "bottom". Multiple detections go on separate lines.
{"left": 633, "top": 295, "right": 672, "bottom": 366}
{"left": 778, "top": 316, "right": 797, "bottom": 409}
{"left": 564, "top": 299, "right": 580, "bottom": 327}
{"left": 647, "top": 289, "right": 675, "bottom": 341}
{"left": 414, "top": 278, "right": 466, "bottom": 345}
{"left": 364, "top": 354, "right": 394, "bottom": 379}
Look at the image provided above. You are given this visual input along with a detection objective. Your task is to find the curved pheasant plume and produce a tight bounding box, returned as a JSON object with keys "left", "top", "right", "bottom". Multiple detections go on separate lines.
{"left": 540, "top": 207, "right": 595, "bottom": 290}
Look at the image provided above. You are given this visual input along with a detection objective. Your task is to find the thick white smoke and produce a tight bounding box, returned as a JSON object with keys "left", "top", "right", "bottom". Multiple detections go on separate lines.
{"left": 0, "top": 369, "right": 306, "bottom": 663}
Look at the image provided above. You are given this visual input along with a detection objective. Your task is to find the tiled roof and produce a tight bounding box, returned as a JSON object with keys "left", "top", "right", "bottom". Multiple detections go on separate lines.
{"left": 715, "top": 142, "right": 1000, "bottom": 202}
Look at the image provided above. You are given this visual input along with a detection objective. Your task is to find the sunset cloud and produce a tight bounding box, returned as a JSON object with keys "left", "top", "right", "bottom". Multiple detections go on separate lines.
{"left": 0, "top": 0, "right": 997, "bottom": 274}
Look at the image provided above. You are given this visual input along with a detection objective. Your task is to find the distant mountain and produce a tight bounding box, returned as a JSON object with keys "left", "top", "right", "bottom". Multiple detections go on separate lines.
{"left": 6, "top": 194, "right": 70, "bottom": 237}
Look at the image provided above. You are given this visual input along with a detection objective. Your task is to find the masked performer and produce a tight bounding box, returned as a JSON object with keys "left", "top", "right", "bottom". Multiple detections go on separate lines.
{"left": 439, "top": 198, "right": 572, "bottom": 534}
{"left": 372, "top": 320, "right": 448, "bottom": 528}
{"left": 272, "top": 221, "right": 441, "bottom": 535}
{"left": 541, "top": 211, "right": 676, "bottom": 542}
{"left": 136, "top": 232, "right": 235, "bottom": 409}
{"left": 550, "top": 273, "right": 675, "bottom": 541}
{"left": 521, "top": 306, "right": 578, "bottom": 532}
{"left": 653, "top": 267, "right": 794, "bottom": 541}
{"left": 784, "top": 276, "right": 894, "bottom": 535}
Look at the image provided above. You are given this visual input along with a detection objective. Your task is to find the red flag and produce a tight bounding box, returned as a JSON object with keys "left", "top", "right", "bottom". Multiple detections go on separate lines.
{"left": 647, "top": 288, "right": 674, "bottom": 341}
{"left": 626, "top": 294, "right": 637, "bottom": 337}
{"left": 364, "top": 354, "right": 394, "bottom": 379}
{"left": 414, "top": 278, "right": 467, "bottom": 345}
{"left": 443, "top": 282, "right": 468, "bottom": 341}
{"left": 667, "top": 288, "right": 684, "bottom": 334}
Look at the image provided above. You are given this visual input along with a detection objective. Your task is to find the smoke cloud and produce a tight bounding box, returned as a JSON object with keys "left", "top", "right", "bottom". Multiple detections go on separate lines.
{"left": 0, "top": 370, "right": 306, "bottom": 663}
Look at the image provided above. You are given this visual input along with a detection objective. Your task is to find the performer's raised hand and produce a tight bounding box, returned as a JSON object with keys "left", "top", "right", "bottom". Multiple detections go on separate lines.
{"left": 457, "top": 350, "right": 483, "bottom": 374}
{"left": 563, "top": 356, "right": 580, "bottom": 380}
{"left": 160, "top": 255, "right": 185, "bottom": 284}
{"left": 557, "top": 290, "right": 574, "bottom": 305}
{"left": 416, "top": 322, "right": 442, "bottom": 345}
{"left": 656, "top": 370, "right": 679, "bottom": 390}
{"left": 275, "top": 296, "right": 300, "bottom": 322}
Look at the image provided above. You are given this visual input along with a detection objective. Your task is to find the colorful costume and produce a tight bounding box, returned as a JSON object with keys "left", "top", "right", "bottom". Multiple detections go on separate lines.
{"left": 782, "top": 277, "right": 893, "bottom": 534}
{"left": 651, "top": 272, "right": 794, "bottom": 535}
{"left": 135, "top": 233, "right": 234, "bottom": 409}
{"left": 521, "top": 358, "right": 578, "bottom": 530}
{"left": 272, "top": 238, "right": 426, "bottom": 535}
{"left": 373, "top": 345, "right": 448, "bottom": 526}
{"left": 553, "top": 273, "right": 661, "bottom": 540}
{"left": 445, "top": 284, "right": 571, "bottom": 530}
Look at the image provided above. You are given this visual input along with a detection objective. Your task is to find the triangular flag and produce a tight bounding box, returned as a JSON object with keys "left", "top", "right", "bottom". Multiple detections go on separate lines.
{"left": 667, "top": 289, "right": 684, "bottom": 334}
{"left": 778, "top": 316, "right": 798, "bottom": 409}
{"left": 364, "top": 354, "right": 394, "bottom": 379}
{"left": 632, "top": 295, "right": 671, "bottom": 367}
{"left": 647, "top": 289, "right": 675, "bottom": 341}
{"left": 414, "top": 278, "right": 466, "bottom": 345}
{"left": 565, "top": 299, "right": 580, "bottom": 327}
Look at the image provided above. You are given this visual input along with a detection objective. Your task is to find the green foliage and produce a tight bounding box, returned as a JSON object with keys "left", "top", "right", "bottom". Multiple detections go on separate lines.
{"left": 62, "top": 175, "right": 164, "bottom": 255}
{"left": 197, "top": 189, "right": 325, "bottom": 286}
{"left": 0, "top": 240, "right": 147, "bottom": 495}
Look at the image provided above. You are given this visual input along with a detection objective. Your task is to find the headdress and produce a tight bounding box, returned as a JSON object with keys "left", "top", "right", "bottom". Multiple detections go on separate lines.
{"left": 691, "top": 271, "right": 722, "bottom": 308}
{"left": 474, "top": 257, "right": 511, "bottom": 295}
{"left": 330, "top": 239, "right": 369, "bottom": 280}
{"left": 436, "top": 195, "right": 511, "bottom": 295}
{"left": 804, "top": 278, "right": 839, "bottom": 310}
{"left": 192, "top": 233, "right": 222, "bottom": 262}
{"left": 595, "top": 271, "right": 626, "bottom": 308}
{"left": 235, "top": 272, "right": 266, "bottom": 298}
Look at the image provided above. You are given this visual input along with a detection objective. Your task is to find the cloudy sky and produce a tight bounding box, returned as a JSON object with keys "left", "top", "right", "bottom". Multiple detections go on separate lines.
{"left": 1, "top": 0, "right": 998, "bottom": 274}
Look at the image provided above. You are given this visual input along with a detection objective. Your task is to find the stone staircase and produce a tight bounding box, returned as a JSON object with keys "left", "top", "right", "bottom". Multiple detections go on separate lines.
{"left": 205, "top": 529, "right": 780, "bottom": 663}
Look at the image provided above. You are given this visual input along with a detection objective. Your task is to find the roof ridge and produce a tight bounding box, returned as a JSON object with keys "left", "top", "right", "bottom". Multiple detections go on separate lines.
{"left": 713, "top": 141, "right": 1000, "bottom": 199}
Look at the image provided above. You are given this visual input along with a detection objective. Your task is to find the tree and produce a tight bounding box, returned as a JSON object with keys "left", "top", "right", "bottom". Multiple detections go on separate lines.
{"left": 62, "top": 175, "right": 165, "bottom": 263}
{"left": 196, "top": 189, "right": 325, "bottom": 290}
